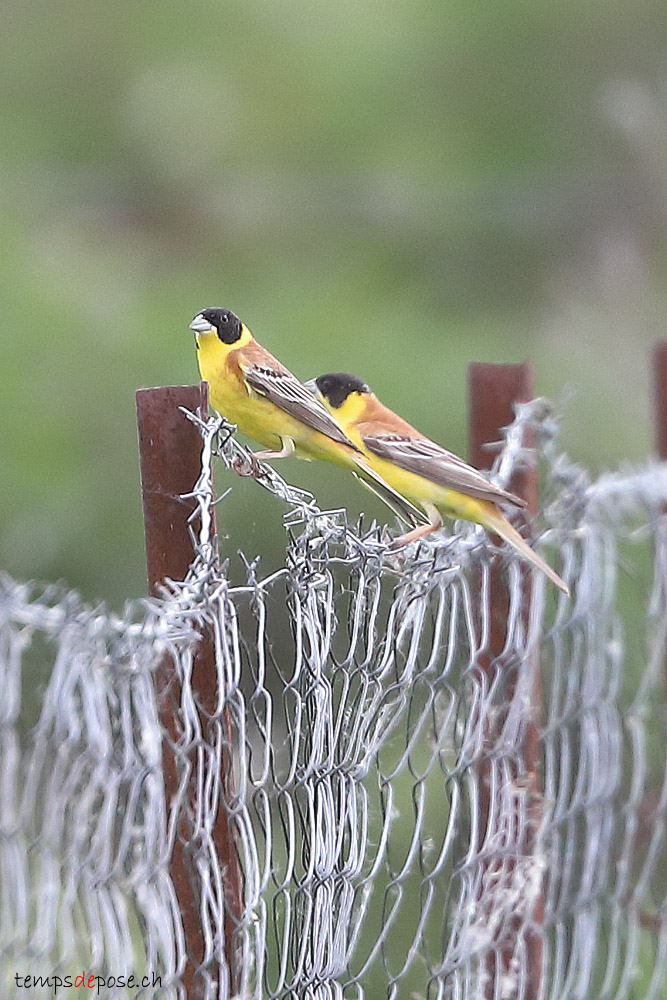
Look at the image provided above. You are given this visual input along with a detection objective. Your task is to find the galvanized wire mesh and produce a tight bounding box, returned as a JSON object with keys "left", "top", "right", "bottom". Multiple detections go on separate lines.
{"left": 2, "top": 401, "right": 667, "bottom": 999}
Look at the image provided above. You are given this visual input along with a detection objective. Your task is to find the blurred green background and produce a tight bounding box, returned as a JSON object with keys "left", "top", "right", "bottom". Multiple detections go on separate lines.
{"left": 2, "top": 0, "right": 667, "bottom": 609}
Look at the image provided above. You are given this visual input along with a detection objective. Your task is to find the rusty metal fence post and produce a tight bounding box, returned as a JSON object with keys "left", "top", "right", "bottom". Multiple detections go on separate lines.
{"left": 653, "top": 343, "right": 667, "bottom": 461}
{"left": 653, "top": 344, "right": 667, "bottom": 714}
{"left": 468, "top": 362, "right": 543, "bottom": 999}
{"left": 136, "top": 382, "right": 242, "bottom": 998}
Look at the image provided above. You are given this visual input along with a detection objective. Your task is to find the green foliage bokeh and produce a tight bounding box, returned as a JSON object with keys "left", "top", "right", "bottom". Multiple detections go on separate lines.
{"left": 2, "top": 0, "right": 667, "bottom": 608}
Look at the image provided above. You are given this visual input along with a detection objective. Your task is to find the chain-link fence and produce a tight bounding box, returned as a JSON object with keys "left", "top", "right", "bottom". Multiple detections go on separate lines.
{"left": 2, "top": 401, "right": 667, "bottom": 999}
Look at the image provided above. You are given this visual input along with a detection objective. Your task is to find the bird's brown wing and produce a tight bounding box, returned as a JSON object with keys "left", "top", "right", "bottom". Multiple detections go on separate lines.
{"left": 240, "top": 356, "right": 361, "bottom": 451}
{"left": 363, "top": 433, "right": 527, "bottom": 509}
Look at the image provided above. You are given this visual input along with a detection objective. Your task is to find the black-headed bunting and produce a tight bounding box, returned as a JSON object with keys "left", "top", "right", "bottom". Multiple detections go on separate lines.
{"left": 309, "top": 372, "right": 569, "bottom": 594}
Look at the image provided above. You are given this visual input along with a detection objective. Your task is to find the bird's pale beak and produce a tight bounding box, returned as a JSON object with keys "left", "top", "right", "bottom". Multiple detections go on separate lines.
{"left": 189, "top": 314, "right": 215, "bottom": 333}
{"left": 303, "top": 378, "right": 318, "bottom": 394}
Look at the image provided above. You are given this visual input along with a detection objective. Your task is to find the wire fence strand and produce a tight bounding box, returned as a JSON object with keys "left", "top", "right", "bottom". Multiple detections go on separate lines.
{"left": 2, "top": 401, "right": 667, "bottom": 999}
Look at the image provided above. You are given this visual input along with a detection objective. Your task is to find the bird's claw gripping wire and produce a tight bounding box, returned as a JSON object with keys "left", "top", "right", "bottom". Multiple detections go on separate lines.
{"left": 232, "top": 452, "right": 262, "bottom": 478}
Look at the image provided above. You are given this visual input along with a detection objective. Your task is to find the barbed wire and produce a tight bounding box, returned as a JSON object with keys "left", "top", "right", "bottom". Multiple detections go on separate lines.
{"left": 2, "top": 401, "right": 667, "bottom": 998}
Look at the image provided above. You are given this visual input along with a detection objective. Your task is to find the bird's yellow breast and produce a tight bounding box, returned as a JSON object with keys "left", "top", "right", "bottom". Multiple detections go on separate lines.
{"left": 195, "top": 330, "right": 285, "bottom": 450}
{"left": 335, "top": 396, "right": 493, "bottom": 524}
{"left": 358, "top": 448, "right": 488, "bottom": 522}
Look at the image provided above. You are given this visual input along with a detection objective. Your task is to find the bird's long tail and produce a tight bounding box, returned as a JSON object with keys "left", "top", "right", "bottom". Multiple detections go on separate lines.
{"left": 482, "top": 505, "right": 570, "bottom": 596}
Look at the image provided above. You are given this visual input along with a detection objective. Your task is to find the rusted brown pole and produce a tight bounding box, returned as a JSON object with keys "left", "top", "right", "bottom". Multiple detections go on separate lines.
{"left": 469, "top": 363, "right": 538, "bottom": 514}
{"left": 468, "top": 362, "right": 542, "bottom": 1000}
{"left": 653, "top": 343, "right": 667, "bottom": 460}
{"left": 136, "top": 383, "right": 242, "bottom": 997}
{"left": 652, "top": 344, "right": 667, "bottom": 709}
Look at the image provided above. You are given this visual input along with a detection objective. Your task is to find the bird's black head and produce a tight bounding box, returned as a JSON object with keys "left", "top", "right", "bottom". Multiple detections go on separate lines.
{"left": 189, "top": 307, "right": 243, "bottom": 345}
{"left": 315, "top": 372, "right": 371, "bottom": 409}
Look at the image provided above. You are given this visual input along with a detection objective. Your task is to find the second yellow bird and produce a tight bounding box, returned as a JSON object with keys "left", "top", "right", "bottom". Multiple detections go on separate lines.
{"left": 309, "top": 372, "right": 569, "bottom": 595}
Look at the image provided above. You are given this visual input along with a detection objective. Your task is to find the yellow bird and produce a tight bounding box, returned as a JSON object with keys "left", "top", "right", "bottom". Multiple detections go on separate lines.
{"left": 309, "top": 372, "right": 569, "bottom": 595}
{"left": 188, "top": 308, "right": 425, "bottom": 526}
